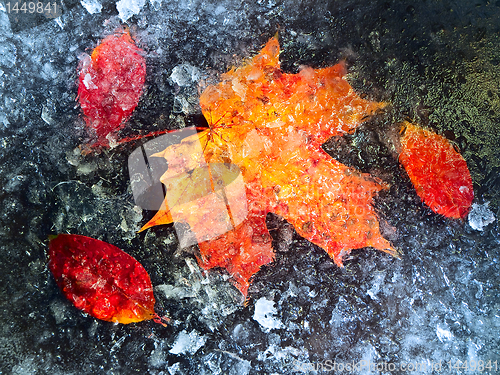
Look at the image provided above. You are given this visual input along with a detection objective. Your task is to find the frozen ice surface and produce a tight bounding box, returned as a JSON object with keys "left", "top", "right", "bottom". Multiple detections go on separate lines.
{"left": 253, "top": 297, "right": 284, "bottom": 332}
{"left": 81, "top": 0, "right": 103, "bottom": 14}
{"left": 469, "top": 202, "right": 496, "bottom": 231}
{"left": 116, "top": 0, "right": 145, "bottom": 22}
{"left": 1, "top": 0, "right": 500, "bottom": 374}
{"left": 155, "top": 257, "right": 243, "bottom": 331}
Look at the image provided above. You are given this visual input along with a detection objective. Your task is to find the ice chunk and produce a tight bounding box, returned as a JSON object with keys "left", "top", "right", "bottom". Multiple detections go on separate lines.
{"left": 203, "top": 351, "right": 252, "bottom": 375}
{"left": 149, "top": 0, "right": 162, "bottom": 11}
{"left": 168, "top": 64, "right": 202, "bottom": 114}
{"left": 156, "top": 284, "right": 196, "bottom": 299}
{"left": 169, "top": 64, "right": 201, "bottom": 87}
{"left": 258, "top": 343, "right": 304, "bottom": 361}
{"left": 467, "top": 340, "right": 482, "bottom": 369}
{"left": 41, "top": 62, "right": 58, "bottom": 81}
{"left": 109, "top": 335, "right": 126, "bottom": 354}
{"left": 11, "top": 357, "right": 37, "bottom": 375}
{"left": 468, "top": 202, "right": 496, "bottom": 231}
{"left": 41, "top": 105, "right": 53, "bottom": 125}
{"left": 156, "top": 256, "right": 243, "bottom": 330}
{"left": 149, "top": 341, "right": 167, "bottom": 367}
{"left": 366, "top": 271, "right": 385, "bottom": 300}
{"left": 116, "top": 0, "right": 146, "bottom": 22}
{"left": 169, "top": 330, "right": 207, "bottom": 355}
{"left": 82, "top": 72, "right": 97, "bottom": 90}
{"left": 167, "top": 362, "right": 182, "bottom": 374}
{"left": 0, "top": 112, "right": 9, "bottom": 128}
{"left": 253, "top": 297, "right": 283, "bottom": 332}
{"left": 172, "top": 96, "right": 193, "bottom": 114}
{"left": 81, "top": 0, "right": 102, "bottom": 14}
{"left": 0, "top": 4, "right": 12, "bottom": 38}
{"left": 436, "top": 323, "right": 453, "bottom": 343}
{"left": 49, "top": 300, "right": 71, "bottom": 324}
{"left": 0, "top": 41, "right": 16, "bottom": 68}
{"left": 3, "top": 175, "right": 26, "bottom": 193}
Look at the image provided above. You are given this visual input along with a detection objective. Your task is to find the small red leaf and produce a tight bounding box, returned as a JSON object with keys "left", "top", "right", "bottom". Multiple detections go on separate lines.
{"left": 78, "top": 30, "right": 146, "bottom": 148}
{"left": 399, "top": 121, "right": 474, "bottom": 219}
{"left": 48, "top": 234, "right": 156, "bottom": 324}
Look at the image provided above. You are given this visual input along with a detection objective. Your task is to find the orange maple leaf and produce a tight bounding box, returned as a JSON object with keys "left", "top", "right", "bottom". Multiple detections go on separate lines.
{"left": 140, "top": 37, "right": 397, "bottom": 296}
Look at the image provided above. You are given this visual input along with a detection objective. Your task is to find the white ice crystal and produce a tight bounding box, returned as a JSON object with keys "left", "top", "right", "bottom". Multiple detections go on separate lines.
{"left": 468, "top": 202, "right": 496, "bottom": 231}
{"left": 253, "top": 297, "right": 283, "bottom": 332}
{"left": 0, "top": 3, "right": 12, "bottom": 38}
{"left": 0, "top": 41, "right": 16, "bottom": 68}
{"left": 116, "top": 0, "right": 146, "bottom": 22}
{"left": 169, "top": 330, "right": 207, "bottom": 355}
{"left": 149, "top": 0, "right": 162, "bottom": 11}
{"left": 169, "top": 64, "right": 201, "bottom": 87}
{"left": 81, "top": 0, "right": 102, "bottom": 14}
{"left": 436, "top": 323, "right": 454, "bottom": 343}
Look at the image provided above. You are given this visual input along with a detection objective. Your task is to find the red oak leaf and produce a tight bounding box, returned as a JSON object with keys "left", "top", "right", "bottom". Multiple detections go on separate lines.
{"left": 399, "top": 121, "right": 474, "bottom": 218}
{"left": 140, "top": 37, "right": 397, "bottom": 296}
{"left": 78, "top": 30, "right": 146, "bottom": 148}
{"left": 48, "top": 234, "right": 159, "bottom": 324}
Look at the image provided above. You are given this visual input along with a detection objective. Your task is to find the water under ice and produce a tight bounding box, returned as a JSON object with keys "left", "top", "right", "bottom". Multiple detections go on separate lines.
{"left": 0, "top": 0, "right": 499, "bottom": 374}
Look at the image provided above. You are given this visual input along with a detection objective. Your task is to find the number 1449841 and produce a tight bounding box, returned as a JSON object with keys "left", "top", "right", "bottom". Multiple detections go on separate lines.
{"left": 5, "top": 2, "right": 58, "bottom": 14}
{"left": 447, "top": 360, "right": 497, "bottom": 372}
